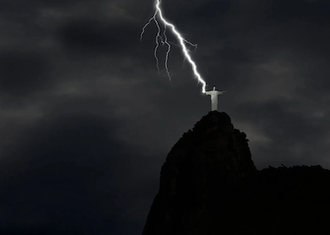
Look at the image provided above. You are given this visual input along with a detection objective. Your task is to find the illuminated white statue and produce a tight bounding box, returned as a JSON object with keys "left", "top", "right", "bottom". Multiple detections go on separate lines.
{"left": 205, "top": 86, "right": 225, "bottom": 111}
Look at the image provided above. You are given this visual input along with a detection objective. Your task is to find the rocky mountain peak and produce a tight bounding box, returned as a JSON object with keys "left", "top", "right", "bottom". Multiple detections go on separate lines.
{"left": 142, "top": 111, "right": 256, "bottom": 235}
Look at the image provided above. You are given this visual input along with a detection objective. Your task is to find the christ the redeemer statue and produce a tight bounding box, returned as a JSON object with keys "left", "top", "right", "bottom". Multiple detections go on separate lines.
{"left": 205, "top": 86, "right": 225, "bottom": 111}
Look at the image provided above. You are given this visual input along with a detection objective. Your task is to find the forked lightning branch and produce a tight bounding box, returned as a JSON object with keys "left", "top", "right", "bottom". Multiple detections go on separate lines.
{"left": 140, "top": 0, "right": 225, "bottom": 111}
{"left": 140, "top": 0, "right": 207, "bottom": 93}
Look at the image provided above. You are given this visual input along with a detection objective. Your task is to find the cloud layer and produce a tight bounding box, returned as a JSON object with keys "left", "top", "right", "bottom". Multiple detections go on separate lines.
{"left": 0, "top": 0, "right": 330, "bottom": 234}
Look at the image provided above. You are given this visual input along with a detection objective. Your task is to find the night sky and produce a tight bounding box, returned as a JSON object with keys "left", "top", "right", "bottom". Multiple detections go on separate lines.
{"left": 0, "top": 0, "right": 330, "bottom": 234}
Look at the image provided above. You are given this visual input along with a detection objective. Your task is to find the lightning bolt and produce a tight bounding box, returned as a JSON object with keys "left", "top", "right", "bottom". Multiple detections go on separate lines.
{"left": 140, "top": 0, "right": 207, "bottom": 93}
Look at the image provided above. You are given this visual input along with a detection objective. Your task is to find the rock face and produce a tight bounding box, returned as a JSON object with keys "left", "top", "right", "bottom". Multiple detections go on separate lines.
{"left": 142, "top": 111, "right": 257, "bottom": 235}
{"left": 142, "top": 111, "right": 330, "bottom": 235}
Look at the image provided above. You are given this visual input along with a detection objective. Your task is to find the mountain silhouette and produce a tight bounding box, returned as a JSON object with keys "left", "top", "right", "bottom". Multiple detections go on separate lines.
{"left": 142, "top": 111, "right": 330, "bottom": 235}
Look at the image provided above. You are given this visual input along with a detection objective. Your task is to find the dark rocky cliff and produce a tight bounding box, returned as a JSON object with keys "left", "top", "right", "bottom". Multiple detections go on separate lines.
{"left": 142, "top": 111, "right": 330, "bottom": 235}
{"left": 142, "top": 111, "right": 257, "bottom": 235}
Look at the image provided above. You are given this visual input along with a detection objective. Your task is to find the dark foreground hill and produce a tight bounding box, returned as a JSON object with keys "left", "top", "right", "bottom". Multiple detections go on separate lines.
{"left": 142, "top": 111, "right": 330, "bottom": 235}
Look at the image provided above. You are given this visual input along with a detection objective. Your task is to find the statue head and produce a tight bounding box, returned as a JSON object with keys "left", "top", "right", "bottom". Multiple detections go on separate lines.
{"left": 213, "top": 86, "right": 216, "bottom": 91}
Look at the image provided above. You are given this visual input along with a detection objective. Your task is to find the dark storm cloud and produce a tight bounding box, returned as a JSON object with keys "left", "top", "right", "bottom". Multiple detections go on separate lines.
{"left": 0, "top": 0, "right": 97, "bottom": 11}
{"left": 58, "top": 19, "right": 140, "bottom": 56}
{"left": 0, "top": 98, "right": 137, "bottom": 234}
{"left": 0, "top": 51, "right": 51, "bottom": 96}
{"left": 1, "top": 0, "right": 330, "bottom": 234}
{"left": 266, "top": 0, "right": 330, "bottom": 24}
{"left": 0, "top": 94, "right": 159, "bottom": 234}
{"left": 190, "top": 0, "right": 231, "bottom": 22}
{"left": 233, "top": 98, "right": 330, "bottom": 167}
